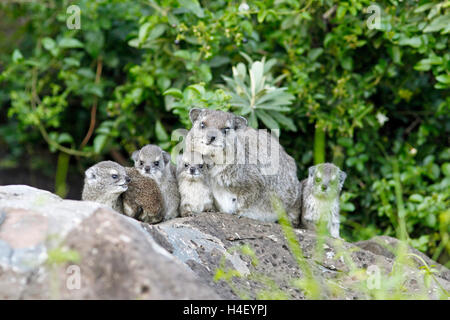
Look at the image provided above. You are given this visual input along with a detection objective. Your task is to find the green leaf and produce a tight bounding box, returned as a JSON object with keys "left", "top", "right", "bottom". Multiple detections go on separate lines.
{"left": 398, "top": 36, "right": 422, "bottom": 48}
{"left": 138, "top": 22, "right": 152, "bottom": 43}
{"left": 257, "top": 10, "right": 267, "bottom": 23}
{"left": 250, "top": 61, "right": 264, "bottom": 95}
{"left": 269, "top": 111, "right": 297, "bottom": 132}
{"left": 163, "top": 88, "right": 183, "bottom": 99}
{"left": 248, "top": 111, "right": 258, "bottom": 129}
{"left": 340, "top": 202, "right": 355, "bottom": 212}
{"left": 59, "top": 38, "right": 84, "bottom": 49}
{"left": 12, "top": 49, "right": 23, "bottom": 63}
{"left": 336, "top": 5, "right": 347, "bottom": 20}
{"left": 409, "top": 194, "right": 424, "bottom": 203}
{"left": 414, "top": 3, "right": 434, "bottom": 13}
{"left": 442, "top": 163, "right": 450, "bottom": 176}
{"left": 424, "top": 14, "right": 450, "bottom": 33}
{"left": 308, "top": 48, "right": 323, "bottom": 61}
{"left": 148, "top": 24, "right": 167, "bottom": 41}
{"left": 57, "top": 133, "right": 74, "bottom": 145}
{"left": 186, "top": 84, "right": 205, "bottom": 96}
{"left": 390, "top": 46, "right": 401, "bottom": 64}
{"left": 435, "top": 74, "right": 450, "bottom": 84}
{"left": 93, "top": 135, "right": 108, "bottom": 154}
{"left": 87, "top": 84, "right": 103, "bottom": 97}
{"left": 63, "top": 57, "right": 80, "bottom": 68}
{"left": 157, "top": 77, "right": 171, "bottom": 91}
{"left": 84, "top": 31, "right": 104, "bottom": 58}
{"left": 198, "top": 64, "right": 212, "bottom": 82}
{"left": 179, "top": 0, "right": 204, "bottom": 18}
{"left": 42, "top": 37, "right": 58, "bottom": 56}
{"left": 341, "top": 56, "right": 353, "bottom": 70}
{"left": 174, "top": 50, "right": 191, "bottom": 60}
{"left": 255, "top": 104, "right": 291, "bottom": 112}
{"left": 155, "top": 120, "right": 169, "bottom": 142}
{"left": 256, "top": 109, "right": 279, "bottom": 133}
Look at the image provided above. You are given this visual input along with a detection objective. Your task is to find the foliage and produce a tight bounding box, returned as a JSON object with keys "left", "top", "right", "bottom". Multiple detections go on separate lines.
{"left": 0, "top": 0, "right": 449, "bottom": 264}
{"left": 214, "top": 199, "right": 449, "bottom": 299}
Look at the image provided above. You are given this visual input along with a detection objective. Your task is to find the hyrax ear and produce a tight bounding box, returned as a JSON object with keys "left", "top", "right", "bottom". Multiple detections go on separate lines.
{"left": 162, "top": 151, "right": 171, "bottom": 165}
{"left": 203, "top": 155, "right": 214, "bottom": 169}
{"left": 338, "top": 169, "right": 347, "bottom": 189}
{"left": 234, "top": 115, "right": 248, "bottom": 129}
{"left": 131, "top": 150, "right": 140, "bottom": 164}
{"left": 85, "top": 167, "right": 96, "bottom": 183}
{"left": 308, "top": 165, "right": 317, "bottom": 178}
{"left": 189, "top": 108, "right": 203, "bottom": 124}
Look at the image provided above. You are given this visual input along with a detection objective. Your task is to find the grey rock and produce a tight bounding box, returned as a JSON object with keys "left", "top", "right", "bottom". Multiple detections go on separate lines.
{"left": 0, "top": 185, "right": 218, "bottom": 299}
{"left": 356, "top": 235, "right": 450, "bottom": 281}
{"left": 0, "top": 185, "right": 448, "bottom": 300}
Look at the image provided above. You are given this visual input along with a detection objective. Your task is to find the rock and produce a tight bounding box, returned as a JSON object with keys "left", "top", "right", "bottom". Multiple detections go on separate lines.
{"left": 150, "top": 213, "right": 450, "bottom": 299}
{"left": 0, "top": 185, "right": 218, "bottom": 299}
{"left": 0, "top": 185, "right": 449, "bottom": 300}
{"left": 355, "top": 236, "right": 450, "bottom": 281}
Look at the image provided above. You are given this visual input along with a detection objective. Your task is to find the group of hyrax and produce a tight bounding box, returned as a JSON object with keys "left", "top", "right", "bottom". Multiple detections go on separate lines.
{"left": 82, "top": 108, "right": 347, "bottom": 237}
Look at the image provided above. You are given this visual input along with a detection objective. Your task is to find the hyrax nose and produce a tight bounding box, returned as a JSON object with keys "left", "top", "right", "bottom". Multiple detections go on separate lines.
{"left": 207, "top": 135, "right": 216, "bottom": 145}
{"left": 145, "top": 166, "right": 151, "bottom": 173}
{"left": 190, "top": 167, "right": 196, "bottom": 174}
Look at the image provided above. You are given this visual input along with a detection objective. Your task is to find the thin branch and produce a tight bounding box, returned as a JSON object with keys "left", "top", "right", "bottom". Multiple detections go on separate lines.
{"left": 110, "top": 149, "right": 130, "bottom": 166}
{"left": 404, "top": 117, "right": 421, "bottom": 136}
{"left": 30, "top": 61, "right": 93, "bottom": 157}
{"left": 80, "top": 56, "right": 103, "bottom": 148}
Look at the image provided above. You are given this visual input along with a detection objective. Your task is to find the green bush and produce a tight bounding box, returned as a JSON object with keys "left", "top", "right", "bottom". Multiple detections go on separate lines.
{"left": 0, "top": 0, "right": 448, "bottom": 264}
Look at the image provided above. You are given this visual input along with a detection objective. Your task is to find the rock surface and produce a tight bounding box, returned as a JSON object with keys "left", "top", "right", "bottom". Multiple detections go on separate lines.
{"left": 0, "top": 185, "right": 448, "bottom": 299}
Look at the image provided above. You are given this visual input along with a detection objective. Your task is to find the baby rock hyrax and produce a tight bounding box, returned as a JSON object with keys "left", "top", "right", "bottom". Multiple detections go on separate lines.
{"left": 122, "top": 167, "right": 164, "bottom": 224}
{"left": 301, "top": 163, "right": 347, "bottom": 238}
{"left": 81, "top": 161, "right": 130, "bottom": 213}
{"left": 177, "top": 151, "right": 215, "bottom": 217}
{"left": 132, "top": 144, "right": 180, "bottom": 220}
{"left": 185, "top": 108, "right": 302, "bottom": 225}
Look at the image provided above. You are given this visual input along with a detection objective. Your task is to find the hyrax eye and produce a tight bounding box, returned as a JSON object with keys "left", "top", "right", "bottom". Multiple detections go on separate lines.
{"left": 315, "top": 177, "right": 321, "bottom": 183}
{"left": 184, "top": 163, "right": 189, "bottom": 168}
{"left": 154, "top": 161, "right": 159, "bottom": 166}
{"left": 139, "top": 161, "right": 144, "bottom": 166}
{"left": 199, "top": 164, "right": 203, "bottom": 169}
{"left": 200, "top": 122, "right": 206, "bottom": 129}
{"left": 112, "top": 174, "right": 118, "bottom": 179}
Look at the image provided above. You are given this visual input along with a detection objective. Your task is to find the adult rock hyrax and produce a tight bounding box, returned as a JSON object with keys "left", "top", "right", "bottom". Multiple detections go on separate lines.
{"left": 122, "top": 167, "right": 164, "bottom": 224}
{"left": 301, "top": 162, "right": 347, "bottom": 238}
{"left": 132, "top": 144, "right": 180, "bottom": 220}
{"left": 176, "top": 151, "right": 215, "bottom": 217}
{"left": 81, "top": 161, "right": 130, "bottom": 213}
{"left": 185, "top": 108, "right": 302, "bottom": 225}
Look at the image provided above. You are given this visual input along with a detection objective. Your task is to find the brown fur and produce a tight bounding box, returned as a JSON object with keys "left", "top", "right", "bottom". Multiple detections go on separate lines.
{"left": 122, "top": 167, "right": 164, "bottom": 224}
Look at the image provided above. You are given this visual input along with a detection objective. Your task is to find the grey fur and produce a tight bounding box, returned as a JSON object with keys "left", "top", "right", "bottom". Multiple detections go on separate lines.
{"left": 301, "top": 162, "right": 346, "bottom": 238}
{"left": 186, "top": 108, "right": 302, "bottom": 225}
{"left": 132, "top": 144, "right": 180, "bottom": 220}
{"left": 176, "top": 151, "right": 215, "bottom": 217}
{"left": 81, "top": 161, "right": 130, "bottom": 213}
